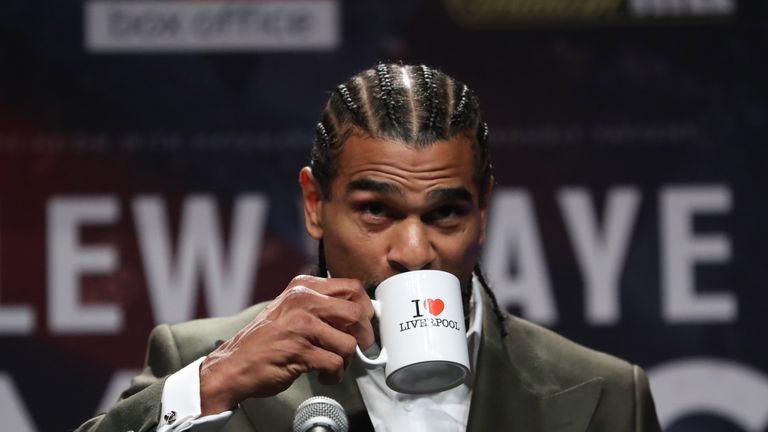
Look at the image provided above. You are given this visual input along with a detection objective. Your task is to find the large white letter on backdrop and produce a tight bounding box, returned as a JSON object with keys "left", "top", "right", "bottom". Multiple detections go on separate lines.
{"left": 483, "top": 189, "right": 557, "bottom": 325}
{"left": 660, "top": 185, "right": 735, "bottom": 323}
{"left": 0, "top": 373, "right": 35, "bottom": 432}
{"left": 558, "top": 186, "right": 640, "bottom": 325}
{"left": 0, "top": 203, "right": 36, "bottom": 335}
{"left": 649, "top": 358, "right": 768, "bottom": 430}
{"left": 47, "top": 196, "right": 121, "bottom": 334}
{"left": 134, "top": 194, "right": 267, "bottom": 324}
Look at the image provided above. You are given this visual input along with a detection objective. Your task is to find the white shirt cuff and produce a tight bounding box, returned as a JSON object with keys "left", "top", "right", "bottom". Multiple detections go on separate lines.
{"left": 157, "top": 357, "right": 233, "bottom": 432}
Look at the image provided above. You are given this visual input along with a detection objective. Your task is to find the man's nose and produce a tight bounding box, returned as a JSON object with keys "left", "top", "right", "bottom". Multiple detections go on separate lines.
{"left": 387, "top": 218, "right": 436, "bottom": 272}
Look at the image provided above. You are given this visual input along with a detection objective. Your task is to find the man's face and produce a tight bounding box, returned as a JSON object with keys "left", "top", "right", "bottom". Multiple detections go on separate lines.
{"left": 300, "top": 134, "right": 490, "bottom": 294}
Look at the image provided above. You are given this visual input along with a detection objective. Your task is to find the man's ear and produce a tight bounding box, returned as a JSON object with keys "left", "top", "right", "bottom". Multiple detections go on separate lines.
{"left": 299, "top": 166, "right": 325, "bottom": 240}
{"left": 478, "top": 177, "right": 494, "bottom": 246}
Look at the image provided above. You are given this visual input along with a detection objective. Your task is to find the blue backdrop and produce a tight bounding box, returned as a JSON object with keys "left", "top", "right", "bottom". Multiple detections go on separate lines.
{"left": 0, "top": 1, "right": 766, "bottom": 430}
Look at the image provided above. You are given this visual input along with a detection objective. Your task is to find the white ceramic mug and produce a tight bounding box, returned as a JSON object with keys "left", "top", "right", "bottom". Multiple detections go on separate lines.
{"left": 355, "top": 270, "right": 470, "bottom": 394}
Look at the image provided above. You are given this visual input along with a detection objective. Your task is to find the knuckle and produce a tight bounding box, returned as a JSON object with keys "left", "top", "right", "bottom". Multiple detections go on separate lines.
{"left": 290, "top": 274, "right": 319, "bottom": 286}
{"left": 281, "top": 339, "right": 310, "bottom": 364}
{"left": 355, "top": 298, "right": 374, "bottom": 320}
{"left": 343, "top": 335, "right": 357, "bottom": 357}
{"left": 286, "top": 285, "right": 309, "bottom": 297}
{"left": 288, "top": 309, "right": 315, "bottom": 330}
{"left": 348, "top": 303, "right": 365, "bottom": 322}
{"left": 284, "top": 285, "right": 319, "bottom": 303}
{"left": 347, "top": 278, "right": 365, "bottom": 293}
{"left": 329, "top": 354, "right": 344, "bottom": 371}
{"left": 287, "top": 339, "right": 309, "bottom": 356}
{"left": 333, "top": 278, "right": 363, "bottom": 294}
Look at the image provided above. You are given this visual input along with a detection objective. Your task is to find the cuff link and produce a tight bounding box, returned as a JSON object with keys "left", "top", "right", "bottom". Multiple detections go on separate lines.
{"left": 163, "top": 410, "right": 177, "bottom": 424}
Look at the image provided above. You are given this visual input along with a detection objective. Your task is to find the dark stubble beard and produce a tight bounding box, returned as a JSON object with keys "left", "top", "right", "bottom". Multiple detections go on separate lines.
{"left": 363, "top": 281, "right": 378, "bottom": 299}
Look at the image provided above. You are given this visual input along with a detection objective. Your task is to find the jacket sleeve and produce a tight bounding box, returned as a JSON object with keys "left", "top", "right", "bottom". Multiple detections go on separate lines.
{"left": 633, "top": 365, "right": 662, "bottom": 432}
{"left": 74, "top": 325, "right": 184, "bottom": 432}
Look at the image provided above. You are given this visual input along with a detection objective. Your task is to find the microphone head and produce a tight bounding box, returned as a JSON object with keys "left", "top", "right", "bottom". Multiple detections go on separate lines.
{"left": 293, "top": 396, "right": 349, "bottom": 432}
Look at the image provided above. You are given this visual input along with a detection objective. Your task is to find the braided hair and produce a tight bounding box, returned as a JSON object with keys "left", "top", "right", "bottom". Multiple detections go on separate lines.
{"left": 311, "top": 63, "right": 505, "bottom": 337}
{"left": 310, "top": 63, "right": 491, "bottom": 203}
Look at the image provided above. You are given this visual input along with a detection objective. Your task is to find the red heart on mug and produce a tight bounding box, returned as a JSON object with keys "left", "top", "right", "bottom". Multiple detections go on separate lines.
{"left": 424, "top": 298, "right": 445, "bottom": 316}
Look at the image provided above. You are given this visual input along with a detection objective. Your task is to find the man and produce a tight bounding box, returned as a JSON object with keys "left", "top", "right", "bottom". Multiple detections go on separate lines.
{"left": 76, "top": 63, "right": 661, "bottom": 432}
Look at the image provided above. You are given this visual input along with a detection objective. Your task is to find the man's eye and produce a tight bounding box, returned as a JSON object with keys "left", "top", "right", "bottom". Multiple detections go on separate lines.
{"left": 435, "top": 206, "right": 458, "bottom": 219}
{"left": 427, "top": 205, "right": 467, "bottom": 224}
{"left": 359, "top": 202, "right": 387, "bottom": 217}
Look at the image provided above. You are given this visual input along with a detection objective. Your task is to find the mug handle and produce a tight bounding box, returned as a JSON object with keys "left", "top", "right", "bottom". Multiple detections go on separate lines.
{"left": 355, "top": 299, "right": 387, "bottom": 369}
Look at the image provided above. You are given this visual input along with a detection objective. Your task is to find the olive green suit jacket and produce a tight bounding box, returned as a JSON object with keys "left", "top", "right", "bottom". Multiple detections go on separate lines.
{"left": 76, "top": 291, "right": 661, "bottom": 432}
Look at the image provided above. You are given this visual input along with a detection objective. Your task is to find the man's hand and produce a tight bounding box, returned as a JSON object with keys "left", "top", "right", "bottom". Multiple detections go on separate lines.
{"left": 198, "top": 275, "right": 375, "bottom": 415}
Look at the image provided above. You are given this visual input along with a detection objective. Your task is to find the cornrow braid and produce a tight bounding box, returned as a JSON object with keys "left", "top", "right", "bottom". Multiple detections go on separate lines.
{"left": 375, "top": 63, "right": 399, "bottom": 128}
{"left": 316, "top": 239, "right": 328, "bottom": 278}
{"left": 315, "top": 121, "right": 332, "bottom": 150}
{"left": 474, "top": 263, "right": 508, "bottom": 338}
{"left": 450, "top": 84, "right": 471, "bottom": 128}
{"left": 478, "top": 121, "right": 489, "bottom": 144}
{"left": 336, "top": 84, "right": 362, "bottom": 123}
{"left": 476, "top": 121, "right": 492, "bottom": 200}
{"left": 478, "top": 122, "right": 490, "bottom": 166}
{"left": 420, "top": 65, "right": 439, "bottom": 130}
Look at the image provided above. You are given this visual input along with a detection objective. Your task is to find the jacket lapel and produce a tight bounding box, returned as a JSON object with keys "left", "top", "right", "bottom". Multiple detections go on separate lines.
{"left": 467, "top": 293, "right": 602, "bottom": 432}
{"left": 536, "top": 378, "right": 603, "bottom": 431}
{"left": 238, "top": 364, "right": 369, "bottom": 432}
{"left": 238, "top": 372, "right": 315, "bottom": 431}
{"left": 309, "top": 364, "right": 373, "bottom": 431}
{"left": 308, "top": 364, "right": 369, "bottom": 420}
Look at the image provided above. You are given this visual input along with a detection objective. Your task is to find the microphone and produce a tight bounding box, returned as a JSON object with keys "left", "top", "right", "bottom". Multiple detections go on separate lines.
{"left": 293, "top": 396, "right": 349, "bottom": 432}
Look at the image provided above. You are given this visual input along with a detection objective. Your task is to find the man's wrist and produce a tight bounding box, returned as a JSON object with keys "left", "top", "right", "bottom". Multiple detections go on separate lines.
{"left": 199, "top": 356, "right": 238, "bottom": 416}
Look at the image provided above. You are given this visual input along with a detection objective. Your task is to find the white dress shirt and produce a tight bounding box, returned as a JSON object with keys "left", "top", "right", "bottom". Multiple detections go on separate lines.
{"left": 156, "top": 276, "right": 484, "bottom": 432}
